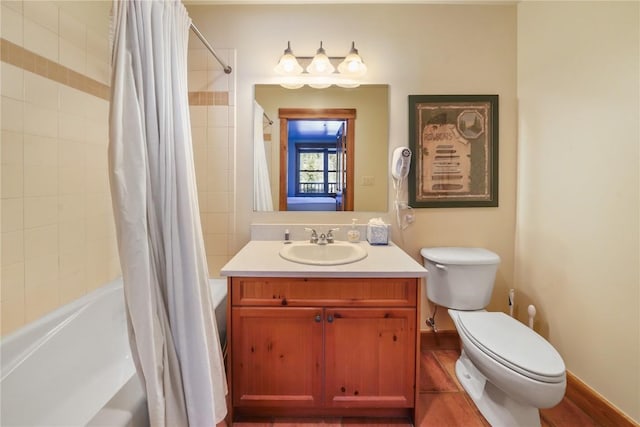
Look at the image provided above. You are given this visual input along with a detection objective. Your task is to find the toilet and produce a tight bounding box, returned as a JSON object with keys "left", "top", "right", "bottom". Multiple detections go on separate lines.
{"left": 421, "top": 247, "right": 566, "bottom": 427}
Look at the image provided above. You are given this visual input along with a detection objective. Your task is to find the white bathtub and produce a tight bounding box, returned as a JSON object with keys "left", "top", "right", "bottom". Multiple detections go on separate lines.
{"left": 0, "top": 278, "right": 228, "bottom": 427}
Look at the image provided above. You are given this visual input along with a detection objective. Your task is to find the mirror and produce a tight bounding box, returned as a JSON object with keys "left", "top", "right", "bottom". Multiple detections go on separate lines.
{"left": 254, "top": 84, "right": 389, "bottom": 212}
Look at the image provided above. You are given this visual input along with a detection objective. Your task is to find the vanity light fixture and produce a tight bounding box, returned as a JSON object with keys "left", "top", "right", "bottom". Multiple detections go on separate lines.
{"left": 274, "top": 41, "right": 367, "bottom": 89}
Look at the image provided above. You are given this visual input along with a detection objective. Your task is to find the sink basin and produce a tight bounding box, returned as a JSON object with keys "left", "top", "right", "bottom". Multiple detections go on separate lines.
{"left": 279, "top": 241, "right": 368, "bottom": 266}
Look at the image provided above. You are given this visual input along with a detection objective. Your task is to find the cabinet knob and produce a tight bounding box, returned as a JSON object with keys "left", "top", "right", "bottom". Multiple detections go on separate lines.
{"left": 315, "top": 314, "right": 322, "bottom": 323}
{"left": 327, "top": 315, "right": 334, "bottom": 323}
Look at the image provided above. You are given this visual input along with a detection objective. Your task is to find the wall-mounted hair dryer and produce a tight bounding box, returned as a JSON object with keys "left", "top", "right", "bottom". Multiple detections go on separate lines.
{"left": 391, "top": 147, "right": 411, "bottom": 180}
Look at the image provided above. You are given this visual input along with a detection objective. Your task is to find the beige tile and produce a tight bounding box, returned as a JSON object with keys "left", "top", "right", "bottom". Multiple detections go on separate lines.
{"left": 187, "top": 48, "right": 208, "bottom": 71}
{"left": 59, "top": 38, "right": 86, "bottom": 75}
{"left": 24, "top": 165, "right": 57, "bottom": 197}
{"left": 207, "top": 191, "right": 230, "bottom": 213}
{"left": 24, "top": 71, "right": 58, "bottom": 109}
{"left": 24, "top": 252, "right": 58, "bottom": 288}
{"left": 24, "top": 103, "right": 58, "bottom": 138}
{"left": 2, "top": 1, "right": 23, "bottom": 14}
{"left": 86, "top": 214, "right": 111, "bottom": 242}
{"left": 84, "top": 118, "right": 108, "bottom": 145}
{"left": 59, "top": 114, "right": 86, "bottom": 143}
{"left": 84, "top": 95, "right": 109, "bottom": 121}
{"left": 206, "top": 255, "right": 229, "bottom": 278}
{"left": 209, "top": 69, "right": 230, "bottom": 93}
{"left": 58, "top": 194, "right": 85, "bottom": 221}
{"left": 188, "top": 70, "right": 208, "bottom": 92}
{"left": 86, "top": 28, "right": 109, "bottom": 60}
{"left": 208, "top": 166, "right": 230, "bottom": 193}
{"left": 23, "top": 196, "right": 58, "bottom": 229}
{"left": 59, "top": 9, "right": 86, "bottom": 49}
{"left": 24, "top": 1, "right": 59, "bottom": 34}
{"left": 25, "top": 280, "right": 59, "bottom": 323}
{"left": 58, "top": 139, "right": 85, "bottom": 165}
{"left": 1, "top": 261, "right": 25, "bottom": 302}
{"left": 1, "top": 163, "right": 24, "bottom": 199}
{"left": 204, "top": 234, "right": 229, "bottom": 257}
{"left": 58, "top": 165, "right": 85, "bottom": 195}
{"left": 23, "top": 19, "right": 58, "bottom": 62}
{"left": 59, "top": 85, "right": 88, "bottom": 115}
{"left": 84, "top": 169, "right": 109, "bottom": 194}
{"left": 88, "top": 60, "right": 111, "bottom": 86}
{"left": 1, "top": 297, "right": 26, "bottom": 335}
{"left": 58, "top": 270, "right": 86, "bottom": 305}
{"left": 189, "top": 106, "right": 207, "bottom": 126}
{"left": 24, "top": 224, "right": 58, "bottom": 260}
{"left": 85, "top": 192, "right": 110, "bottom": 218}
{"left": 207, "top": 106, "right": 230, "bottom": 128}
{"left": 1, "top": 62, "right": 24, "bottom": 100}
{"left": 202, "top": 213, "right": 229, "bottom": 235}
{"left": 1, "top": 198, "right": 23, "bottom": 232}
{"left": 2, "top": 96, "right": 24, "bottom": 133}
{"left": 1, "top": 130, "right": 24, "bottom": 165}
{"left": 1, "top": 4, "right": 24, "bottom": 45}
{"left": 1, "top": 230, "right": 24, "bottom": 266}
{"left": 24, "top": 134, "right": 58, "bottom": 166}
{"left": 58, "top": 247, "right": 85, "bottom": 278}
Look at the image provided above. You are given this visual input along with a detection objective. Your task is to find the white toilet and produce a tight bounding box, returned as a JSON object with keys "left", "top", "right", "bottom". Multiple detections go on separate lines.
{"left": 421, "top": 247, "right": 566, "bottom": 427}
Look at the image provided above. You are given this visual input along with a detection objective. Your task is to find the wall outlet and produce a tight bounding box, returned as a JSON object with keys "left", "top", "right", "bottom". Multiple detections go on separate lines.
{"left": 362, "top": 176, "right": 374, "bottom": 186}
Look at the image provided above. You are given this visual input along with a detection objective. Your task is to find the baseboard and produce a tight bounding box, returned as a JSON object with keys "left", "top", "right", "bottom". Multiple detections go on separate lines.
{"left": 565, "top": 371, "right": 638, "bottom": 427}
{"left": 420, "top": 331, "right": 638, "bottom": 426}
{"left": 420, "top": 329, "right": 460, "bottom": 351}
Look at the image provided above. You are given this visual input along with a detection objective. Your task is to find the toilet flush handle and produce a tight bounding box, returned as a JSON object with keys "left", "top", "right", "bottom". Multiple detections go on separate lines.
{"left": 434, "top": 263, "right": 448, "bottom": 271}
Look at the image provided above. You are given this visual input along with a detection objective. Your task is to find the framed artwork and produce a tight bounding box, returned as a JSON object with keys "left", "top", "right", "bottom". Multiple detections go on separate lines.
{"left": 408, "top": 94, "right": 499, "bottom": 208}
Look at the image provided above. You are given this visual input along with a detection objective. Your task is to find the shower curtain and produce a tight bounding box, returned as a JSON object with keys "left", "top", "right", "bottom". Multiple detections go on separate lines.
{"left": 253, "top": 101, "right": 274, "bottom": 211}
{"left": 108, "top": 1, "right": 227, "bottom": 425}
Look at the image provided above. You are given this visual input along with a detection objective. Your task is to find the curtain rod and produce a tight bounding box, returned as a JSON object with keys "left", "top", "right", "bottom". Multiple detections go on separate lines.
{"left": 263, "top": 111, "right": 273, "bottom": 125}
{"left": 190, "top": 23, "right": 232, "bottom": 74}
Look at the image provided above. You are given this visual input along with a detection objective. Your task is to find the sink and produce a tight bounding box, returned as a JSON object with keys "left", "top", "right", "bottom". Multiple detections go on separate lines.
{"left": 279, "top": 241, "right": 368, "bottom": 266}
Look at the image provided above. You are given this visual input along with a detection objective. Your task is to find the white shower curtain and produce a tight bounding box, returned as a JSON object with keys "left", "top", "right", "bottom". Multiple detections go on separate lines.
{"left": 253, "top": 101, "right": 274, "bottom": 211}
{"left": 108, "top": 1, "right": 227, "bottom": 425}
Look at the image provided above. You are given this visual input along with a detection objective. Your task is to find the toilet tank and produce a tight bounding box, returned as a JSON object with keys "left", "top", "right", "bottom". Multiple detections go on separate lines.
{"left": 421, "top": 247, "right": 501, "bottom": 310}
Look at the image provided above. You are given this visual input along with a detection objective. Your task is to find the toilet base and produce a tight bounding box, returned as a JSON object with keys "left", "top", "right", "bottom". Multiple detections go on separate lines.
{"left": 456, "top": 350, "right": 541, "bottom": 427}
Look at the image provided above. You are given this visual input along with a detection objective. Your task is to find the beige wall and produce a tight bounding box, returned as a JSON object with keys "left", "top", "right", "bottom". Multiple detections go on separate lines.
{"left": 1, "top": 1, "right": 118, "bottom": 335}
{"left": 187, "top": 4, "right": 519, "bottom": 334}
{"left": 516, "top": 2, "right": 639, "bottom": 421}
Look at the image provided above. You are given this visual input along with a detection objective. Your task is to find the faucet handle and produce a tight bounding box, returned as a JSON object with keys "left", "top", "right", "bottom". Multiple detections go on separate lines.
{"left": 304, "top": 227, "right": 318, "bottom": 243}
{"left": 326, "top": 228, "right": 340, "bottom": 243}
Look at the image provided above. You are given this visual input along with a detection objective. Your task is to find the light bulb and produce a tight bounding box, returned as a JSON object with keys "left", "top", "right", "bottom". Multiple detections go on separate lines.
{"left": 337, "top": 42, "right": 367, "bottom": 77}
{"left": 306, "top": 42, "right": 335, "bottom": 76}
{"left": 274, "top": 41, "right": 302, "bottom": 75}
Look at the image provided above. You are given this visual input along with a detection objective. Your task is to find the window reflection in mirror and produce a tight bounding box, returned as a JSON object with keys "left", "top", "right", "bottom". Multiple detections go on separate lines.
{"left": 254, "top": 84, "right": 389, "bottom": 212}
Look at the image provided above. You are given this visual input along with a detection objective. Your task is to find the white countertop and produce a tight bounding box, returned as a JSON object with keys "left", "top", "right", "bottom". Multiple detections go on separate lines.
{"left": 220, "top": 240, "right": 428, "bottom": 278}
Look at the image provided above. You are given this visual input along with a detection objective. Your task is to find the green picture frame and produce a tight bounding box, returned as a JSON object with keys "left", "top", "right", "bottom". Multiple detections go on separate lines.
{"left": 408, "top": 94, "right": 499, "bottom": 208}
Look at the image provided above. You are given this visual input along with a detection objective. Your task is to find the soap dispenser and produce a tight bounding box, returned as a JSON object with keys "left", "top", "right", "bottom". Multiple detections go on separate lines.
{"left": 347, "top": 219, "right": 360, "bottom": 242}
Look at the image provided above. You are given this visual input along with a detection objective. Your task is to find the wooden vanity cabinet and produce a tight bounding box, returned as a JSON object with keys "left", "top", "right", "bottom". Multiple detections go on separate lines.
{"left": 228, "top": 277, "right": 420, "bottom": 420}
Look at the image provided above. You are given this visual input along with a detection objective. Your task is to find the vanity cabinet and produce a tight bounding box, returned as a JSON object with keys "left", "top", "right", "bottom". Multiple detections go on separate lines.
{"left": 228, "top": 277, "right": 419, "bottom": 420}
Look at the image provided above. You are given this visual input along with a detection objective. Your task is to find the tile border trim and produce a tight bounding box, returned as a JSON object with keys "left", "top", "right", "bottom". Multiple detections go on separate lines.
{"left": 1, "top": 38, "right": 110, "bottom": 101}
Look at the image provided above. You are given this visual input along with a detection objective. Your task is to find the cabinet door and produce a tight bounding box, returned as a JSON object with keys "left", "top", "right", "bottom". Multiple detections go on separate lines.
{"left": 232, "top": 307, "right": 323, "bottom": 408}
{"left": 324, "top": 308, "right": 416, "bottom": 408}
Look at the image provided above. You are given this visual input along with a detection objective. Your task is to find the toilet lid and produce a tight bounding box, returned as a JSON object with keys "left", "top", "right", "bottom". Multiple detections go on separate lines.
{"left": 455, "top": 311, "right": 565, "bottom": 383}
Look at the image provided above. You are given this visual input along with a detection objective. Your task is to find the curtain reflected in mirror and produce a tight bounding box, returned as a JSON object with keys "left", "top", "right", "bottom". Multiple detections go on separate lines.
{"left": 254, "top": 85, "right": 389, "bottom": 212}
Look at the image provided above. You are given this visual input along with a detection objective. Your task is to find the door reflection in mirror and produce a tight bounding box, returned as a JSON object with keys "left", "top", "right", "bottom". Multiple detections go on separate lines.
{"left": 254, "top": 85, "right": 389, "bottom": 212}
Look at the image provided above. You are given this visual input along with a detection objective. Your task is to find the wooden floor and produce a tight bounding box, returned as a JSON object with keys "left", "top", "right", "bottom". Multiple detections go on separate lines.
{"left": 232, "top": 333, "right": 600, "bottom": 427}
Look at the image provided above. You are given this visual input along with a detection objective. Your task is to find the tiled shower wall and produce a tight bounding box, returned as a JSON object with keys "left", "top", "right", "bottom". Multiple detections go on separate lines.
{"left": 1, "top": 1, "right": 237, "bottom": 336}
{"left": 0, "top": 1, "right": 117, "bottom": 336}
{"left": 186, "top": 36, "right": 236, "bottom": 279}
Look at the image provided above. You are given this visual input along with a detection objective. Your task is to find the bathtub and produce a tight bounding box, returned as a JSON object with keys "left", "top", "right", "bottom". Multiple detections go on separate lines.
{"left": 0, "top": 277, "right": 228, "bottom": 427}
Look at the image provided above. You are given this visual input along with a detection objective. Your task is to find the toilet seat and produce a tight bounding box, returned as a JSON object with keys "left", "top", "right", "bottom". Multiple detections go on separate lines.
{"left": 455, "top": 311, "right": 565, "bottom": 383}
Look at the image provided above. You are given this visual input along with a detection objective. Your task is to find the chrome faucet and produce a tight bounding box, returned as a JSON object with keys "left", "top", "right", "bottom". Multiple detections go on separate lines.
{"left": 305, "top": 228, "right": 318, "bottom": 244}
{"left": 326, "top": 228, "right": 339, "bottom": 243}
